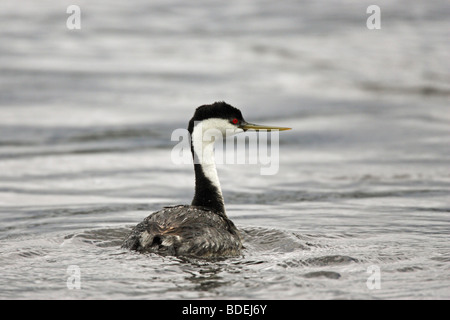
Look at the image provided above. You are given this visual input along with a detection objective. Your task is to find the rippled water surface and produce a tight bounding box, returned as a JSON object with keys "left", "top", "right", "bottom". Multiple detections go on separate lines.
{"left": 0, "top": 0, "right": 449, "bottom": 299}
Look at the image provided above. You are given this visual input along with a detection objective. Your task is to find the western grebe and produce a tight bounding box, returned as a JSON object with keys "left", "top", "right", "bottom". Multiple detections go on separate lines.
{"left": 122, "top": 102, "right": 291, "bottom": 258}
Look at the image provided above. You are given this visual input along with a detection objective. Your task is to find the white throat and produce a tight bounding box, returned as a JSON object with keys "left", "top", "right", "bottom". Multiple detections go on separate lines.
{"left": 191, "top": 120, "right": 221, "bottom": 194}
{"left": 191, "top": 118, "right": 241, "bottom": 196}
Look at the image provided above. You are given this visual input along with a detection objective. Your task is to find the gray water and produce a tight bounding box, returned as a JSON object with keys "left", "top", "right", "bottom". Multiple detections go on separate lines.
{"left": 0, "top": 0, "right": 449, "bottom": 299}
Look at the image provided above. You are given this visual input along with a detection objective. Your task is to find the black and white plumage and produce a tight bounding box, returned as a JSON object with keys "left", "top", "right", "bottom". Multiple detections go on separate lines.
{"left": 122, "top": 102, "right": 290, "bottom": 258}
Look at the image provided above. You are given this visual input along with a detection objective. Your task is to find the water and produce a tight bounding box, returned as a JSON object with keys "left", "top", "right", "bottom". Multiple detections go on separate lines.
{"left": 0, "top": 0, "right": 449, "bottom": 299}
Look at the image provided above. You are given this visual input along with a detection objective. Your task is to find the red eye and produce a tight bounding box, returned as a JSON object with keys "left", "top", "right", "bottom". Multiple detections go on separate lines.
{"left": 232, "top": 118, "right": 238, "bottom": 124}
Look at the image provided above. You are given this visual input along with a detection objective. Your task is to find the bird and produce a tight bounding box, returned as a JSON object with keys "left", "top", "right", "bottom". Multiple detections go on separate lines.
{"left": 122, "top": 102, "right": 291, "bottom": 258}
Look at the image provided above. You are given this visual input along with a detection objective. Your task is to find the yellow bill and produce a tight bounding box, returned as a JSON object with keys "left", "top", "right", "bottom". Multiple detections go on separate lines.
{"left": 239, "top": 122, "right": 292, "bottom": 132}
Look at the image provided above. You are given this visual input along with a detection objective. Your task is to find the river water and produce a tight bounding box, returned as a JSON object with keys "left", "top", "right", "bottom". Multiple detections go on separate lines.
{"left": 0, "top": 0, "right": 449, "bottom": 299}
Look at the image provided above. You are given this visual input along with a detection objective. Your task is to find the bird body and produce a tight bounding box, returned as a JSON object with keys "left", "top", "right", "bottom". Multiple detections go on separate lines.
{"left": 121, "top": 205, "right": 242, "bottom": 257}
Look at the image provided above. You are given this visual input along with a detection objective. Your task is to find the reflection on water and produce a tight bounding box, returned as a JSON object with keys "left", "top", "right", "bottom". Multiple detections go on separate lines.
{"left": 0, "top": 0, "right": 449, "bottom": 299}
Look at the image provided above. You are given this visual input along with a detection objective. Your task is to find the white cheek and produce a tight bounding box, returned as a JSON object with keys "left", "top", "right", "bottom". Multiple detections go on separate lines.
{"left": 232, "top": 127, "right": 244, "bottom": 135}
{"left": 200, "top": 119, "right": 239, "bottom": 136}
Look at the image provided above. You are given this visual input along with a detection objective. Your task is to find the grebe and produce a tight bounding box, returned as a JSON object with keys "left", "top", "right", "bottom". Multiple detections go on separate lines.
{"left": 122, "top": 102, "right": 291, "bottom": 258}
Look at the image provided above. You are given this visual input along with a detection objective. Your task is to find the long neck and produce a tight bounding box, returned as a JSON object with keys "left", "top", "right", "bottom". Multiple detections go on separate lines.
{"left": 190, "top": 124, "right": 226, "bottom": 214}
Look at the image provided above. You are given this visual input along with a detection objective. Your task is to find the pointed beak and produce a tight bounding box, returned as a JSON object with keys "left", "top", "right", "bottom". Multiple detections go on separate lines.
{"left": 239, "top": 122, "right": 292, "bottom": 132}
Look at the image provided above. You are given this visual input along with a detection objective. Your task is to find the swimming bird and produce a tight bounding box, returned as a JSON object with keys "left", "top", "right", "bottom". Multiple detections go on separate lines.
{"left": 122, "top": 102, "right": 291, "bottom": 258}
